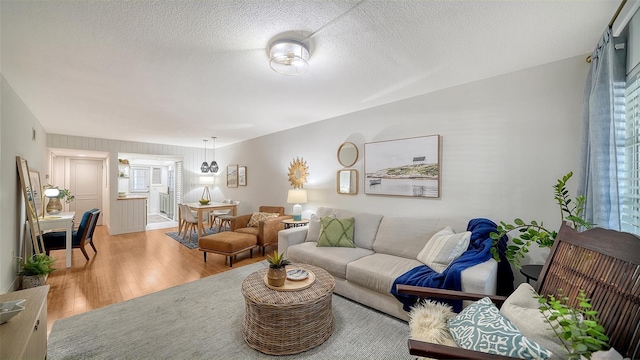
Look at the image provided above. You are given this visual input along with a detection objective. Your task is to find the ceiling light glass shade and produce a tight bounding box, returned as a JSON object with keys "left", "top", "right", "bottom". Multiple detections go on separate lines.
{"left": 201, "top": 161, "right": 211, "bottom": 173}
{"left": 269, "top": 39, "right": 310, "bottom": 76}
{"left": 209, "top": 161, "right": 219, "bottom": 173}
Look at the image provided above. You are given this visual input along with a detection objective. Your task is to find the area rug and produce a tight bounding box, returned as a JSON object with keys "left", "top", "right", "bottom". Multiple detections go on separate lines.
{"left": 48, "top": 262, "right": 412, "bottom": 360}
{"left": 165, "top": 227, "right": 221, "bottom": 249}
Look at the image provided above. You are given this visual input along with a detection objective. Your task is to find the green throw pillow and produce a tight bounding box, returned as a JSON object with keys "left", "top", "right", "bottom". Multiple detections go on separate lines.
{"left": 316, "top": 217, "right": 356, "bottom": 248}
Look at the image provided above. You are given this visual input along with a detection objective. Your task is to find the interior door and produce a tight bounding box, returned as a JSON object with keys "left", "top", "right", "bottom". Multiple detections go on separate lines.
{"left": 69, "top": 159, "right": 103, "bottom": 225}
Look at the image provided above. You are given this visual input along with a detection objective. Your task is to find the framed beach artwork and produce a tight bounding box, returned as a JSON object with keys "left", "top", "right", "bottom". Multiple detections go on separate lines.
{"left": 238, "top": 166, "right": 247, "bottom": 186}
{"left": 227, "top": 165, "right": 238, "bottom": 188}
{"left": 364, "top": 135, "right": 440, "bottom": 198}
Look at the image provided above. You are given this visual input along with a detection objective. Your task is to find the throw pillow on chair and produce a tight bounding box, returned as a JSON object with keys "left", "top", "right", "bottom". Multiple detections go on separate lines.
{"left": 409, "top": 299, "right": 457, "bottom": 347}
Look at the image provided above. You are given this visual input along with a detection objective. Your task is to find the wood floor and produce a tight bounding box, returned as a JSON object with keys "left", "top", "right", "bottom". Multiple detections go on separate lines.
{"left": 44, "top": 225, "right": 267, "bottom": 334}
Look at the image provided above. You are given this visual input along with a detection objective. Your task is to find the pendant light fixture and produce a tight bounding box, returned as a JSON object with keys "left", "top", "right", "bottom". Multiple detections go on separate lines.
{"left": 209, "top": 136, "right": 219, "bottom": 173}
{"left": 200, "top": 139, "right": 210, "bottom": 173}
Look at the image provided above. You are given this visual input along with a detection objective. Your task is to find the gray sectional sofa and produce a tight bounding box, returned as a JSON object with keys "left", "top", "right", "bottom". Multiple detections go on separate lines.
{"left": 278, "top": 207, "right": 498, "bottom": 321}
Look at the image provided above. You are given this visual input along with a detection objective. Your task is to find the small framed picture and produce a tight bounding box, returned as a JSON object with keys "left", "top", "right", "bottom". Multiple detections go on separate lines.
{"left": 238, "top": 166, "right": 247, "bottom": 186}
{"left": 227, "top": 165, "right": 238, "bottom": 188}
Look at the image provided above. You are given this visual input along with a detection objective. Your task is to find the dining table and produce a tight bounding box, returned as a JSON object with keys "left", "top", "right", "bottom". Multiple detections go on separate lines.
{"left": 182, "top": 202, "right": 238, "bottom": 240}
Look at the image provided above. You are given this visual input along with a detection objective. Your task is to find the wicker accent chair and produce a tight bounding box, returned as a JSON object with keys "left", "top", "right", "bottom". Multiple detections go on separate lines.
{"left": 230, "top": 205, "right": 292, "bottom": 255}
{"left": 397, "top": 223, "right": 640, "bottom": 359}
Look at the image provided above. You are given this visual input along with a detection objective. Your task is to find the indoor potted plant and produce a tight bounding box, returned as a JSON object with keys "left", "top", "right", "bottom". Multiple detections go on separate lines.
{"left": 18, "top": 253, "right": 56, "bottom": 289}
{"left": 490, "top": 171, "right": 594, "bottom": 268}
{"left": 266, "top": 251, "right": 291, "bottom": 287}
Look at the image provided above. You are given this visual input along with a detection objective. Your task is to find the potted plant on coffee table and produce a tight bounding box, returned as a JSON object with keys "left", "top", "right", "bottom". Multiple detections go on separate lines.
{"left": 266, "top": 251, "right": 291, "bottom": 287}
{"left": 18, "top": 253, "right": 56, "bottom": 289}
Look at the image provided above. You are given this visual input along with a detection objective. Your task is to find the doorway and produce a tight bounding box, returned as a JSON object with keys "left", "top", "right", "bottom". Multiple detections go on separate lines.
{"left": 69, "top": 159, "right": 103, "bottom": 225}
{"left": 118, "top": 153, "right": 182, "bottom": 230}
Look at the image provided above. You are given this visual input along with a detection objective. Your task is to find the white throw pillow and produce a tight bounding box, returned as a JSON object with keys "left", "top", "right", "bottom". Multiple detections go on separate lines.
{"left": 305, "top": 213, "right": 334, "bottom": 242}
{"left": 416, "top": 226, "right": 470, "bottom": 273}
{"left": 500, "top": 283, "right": 568, "bottom": 360}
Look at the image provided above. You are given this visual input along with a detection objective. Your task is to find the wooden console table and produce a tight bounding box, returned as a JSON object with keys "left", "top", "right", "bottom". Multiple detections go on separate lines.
{"left": 0, "top": 285, "right": 49, "bottom": 359}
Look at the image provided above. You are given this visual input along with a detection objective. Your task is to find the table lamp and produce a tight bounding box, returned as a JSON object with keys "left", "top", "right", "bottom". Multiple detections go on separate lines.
{"left": 199, "top": 176, "right": 214, "bottom": 204}
{"left": 44, "top": 187, "right": 62, "bottom": 214}
{"left": 287, "top": 189, "right": 307, "bottom": 221}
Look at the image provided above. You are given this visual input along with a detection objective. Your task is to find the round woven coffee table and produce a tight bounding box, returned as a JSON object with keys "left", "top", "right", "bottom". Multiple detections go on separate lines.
{"left": 241, "top": 263, "right": 335, "bottom": 355}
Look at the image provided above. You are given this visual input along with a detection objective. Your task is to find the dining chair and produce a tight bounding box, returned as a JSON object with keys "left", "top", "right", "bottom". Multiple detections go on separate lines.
{"left": 43, "top": 208, "right": 100, "bottom": 261}
{"left": 209, "top": 199, "right": 232, "bottom": 230}
{"left": 217, "top": 200, "right": 240, "bottom": 232}
{"left": 179, "top": 204, "right": 199, "bottom": 240}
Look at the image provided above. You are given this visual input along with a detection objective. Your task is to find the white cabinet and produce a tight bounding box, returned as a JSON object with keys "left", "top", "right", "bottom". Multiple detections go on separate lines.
{"left": 159, "top": 193, "right": 169, "bottom": 214}
{"left": 0, "top": 285, "right": 49, "bottom": 359}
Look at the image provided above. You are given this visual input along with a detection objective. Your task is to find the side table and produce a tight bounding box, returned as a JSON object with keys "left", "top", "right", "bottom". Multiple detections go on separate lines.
{"left": 281, "top": 219, "right": 309, "bottom": 229}
{"left": 520, "top": 264, "right": 543, "bottom": 284}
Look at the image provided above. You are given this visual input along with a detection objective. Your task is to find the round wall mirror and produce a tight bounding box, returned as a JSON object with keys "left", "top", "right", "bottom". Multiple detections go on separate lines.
{"left": 337, "top": 142, "right": 358, "bottom": 167}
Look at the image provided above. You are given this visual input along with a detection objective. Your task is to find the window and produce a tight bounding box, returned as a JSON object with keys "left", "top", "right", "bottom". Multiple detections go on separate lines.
{"left": 622, "top": 73, "right": 640, "bottom": 234}
{"left": 130, "top": 167, "right": 149, "bottom": 192}
{"left": 151, "top": 167, "right": 162, "bottom": 185}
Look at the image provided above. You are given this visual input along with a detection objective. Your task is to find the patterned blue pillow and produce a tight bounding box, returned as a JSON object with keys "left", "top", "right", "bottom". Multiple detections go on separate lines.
{"left": 447, "top": 297, "right": 552, "bottom": 359}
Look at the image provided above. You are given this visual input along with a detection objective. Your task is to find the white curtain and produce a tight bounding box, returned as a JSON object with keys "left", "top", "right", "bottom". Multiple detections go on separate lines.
{"left": 578, "top": 27, "right": 627, "bottom": 230}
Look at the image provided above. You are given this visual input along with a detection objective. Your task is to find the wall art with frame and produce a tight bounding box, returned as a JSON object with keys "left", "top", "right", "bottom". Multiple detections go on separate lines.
{"left": 238, "top": 166, "right": 247, "bottom": 186}
{"left": 364, "top": 134, "right": 440, "bottom": 198}
{"left": 227, "top": 165, "right": 238, "bottom": 188}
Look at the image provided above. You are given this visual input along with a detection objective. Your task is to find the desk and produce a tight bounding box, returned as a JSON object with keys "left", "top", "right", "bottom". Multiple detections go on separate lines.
{"left": 184, "top": 202, "right": 238, "bottom": 241}
{"left": 39, "top": 212, "right": 75, "bottom": 268}
{"left": 281, "top": 219, "right": 309, "bottom": 229}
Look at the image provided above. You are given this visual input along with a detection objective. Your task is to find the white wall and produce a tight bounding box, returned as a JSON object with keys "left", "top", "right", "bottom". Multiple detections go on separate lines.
{"left": 2, "top": 54, "right": 588, "bottom": 291}
{"left": 45, "top": 135, "right": 217, "bottom": 234}
{"left": 215, "top": 55, "right": 588, "bottom": 268}
{"left": 1, "top": 76, "right": 47, "bottom": 293}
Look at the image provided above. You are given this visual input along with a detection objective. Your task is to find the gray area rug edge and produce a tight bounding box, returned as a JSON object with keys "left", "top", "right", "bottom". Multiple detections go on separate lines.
{"left": 48, "top": 262, "right": 412, "bottom": 360}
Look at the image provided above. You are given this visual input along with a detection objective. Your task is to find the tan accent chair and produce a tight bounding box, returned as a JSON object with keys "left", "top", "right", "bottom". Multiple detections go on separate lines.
{"left": 230, "top": 206, "right": 292, "bottom": 255}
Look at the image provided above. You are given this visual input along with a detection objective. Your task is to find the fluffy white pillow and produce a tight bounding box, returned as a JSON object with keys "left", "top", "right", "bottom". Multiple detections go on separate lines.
{"left": 409, "top": 300, "right": 458, "bottom": 347}
{"left": 417, "top": 226, "right": 470, "bottom": 273}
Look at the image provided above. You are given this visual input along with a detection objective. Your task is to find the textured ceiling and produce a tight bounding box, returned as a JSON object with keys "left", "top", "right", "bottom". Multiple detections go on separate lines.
{"left": 1, "top": 0, "right": 620, "bottom": 149}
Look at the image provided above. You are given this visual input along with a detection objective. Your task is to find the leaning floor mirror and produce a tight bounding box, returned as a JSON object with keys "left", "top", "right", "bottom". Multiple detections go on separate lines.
{"left": 16, "top": 156, "right": 45, "bottom": 255}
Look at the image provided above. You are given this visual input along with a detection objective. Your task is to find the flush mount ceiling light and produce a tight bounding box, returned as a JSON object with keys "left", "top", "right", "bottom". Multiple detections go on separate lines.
{"left": 269, "top": 39, "right": 310, "bottom": 76}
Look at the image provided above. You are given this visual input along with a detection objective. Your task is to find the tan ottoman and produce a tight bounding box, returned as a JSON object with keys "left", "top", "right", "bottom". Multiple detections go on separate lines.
{"left": 198, "top": 232, "right": 257, "bottom": 267}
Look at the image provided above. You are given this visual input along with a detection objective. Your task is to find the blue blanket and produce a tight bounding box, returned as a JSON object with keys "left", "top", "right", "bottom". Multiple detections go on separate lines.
{"left": 390, "top": 218, "right": 510, "bottom": 312}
